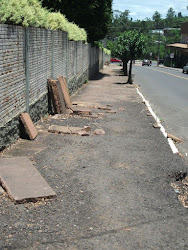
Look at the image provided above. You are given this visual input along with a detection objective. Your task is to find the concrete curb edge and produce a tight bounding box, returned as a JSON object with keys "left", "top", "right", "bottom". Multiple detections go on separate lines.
{"left": 136, "top": 88, "right": 179, "bottom": 154}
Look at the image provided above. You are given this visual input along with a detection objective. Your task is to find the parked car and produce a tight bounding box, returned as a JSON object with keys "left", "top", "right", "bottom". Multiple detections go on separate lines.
{"left": 110, "top": 58, "right": 122, "bottom": 63}
{"left": 142, "top": 59, "right": 150, "bottom": 66}
{"left": 182, "top": 63, "right": 188, "bottom": 74}
{"left": 158, "top": 59, "right": 164, "bottom": 64}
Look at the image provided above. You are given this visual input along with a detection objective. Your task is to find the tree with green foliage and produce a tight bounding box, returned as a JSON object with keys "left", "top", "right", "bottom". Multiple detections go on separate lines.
{"left": 165, "top": 7, "right": 176, "bottom": 27}
{"left": 112, "top": 31, "right": 147, "bottom": 83}
{"left": 166, "top": 7, "right": 175, "bottom": 19}
{"left": 152, "top": 11, "right": 163, "bottom": 28}
{"left": 41, "top": 0, "right": 113, "bottom": 43}
{"left": 108, "top": 10, "right": 130, "bottom": 38}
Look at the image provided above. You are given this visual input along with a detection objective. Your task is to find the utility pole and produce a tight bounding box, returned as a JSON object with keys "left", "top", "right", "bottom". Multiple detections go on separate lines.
{"left": 157, "top": 28, "right": 160, "bottom": 66}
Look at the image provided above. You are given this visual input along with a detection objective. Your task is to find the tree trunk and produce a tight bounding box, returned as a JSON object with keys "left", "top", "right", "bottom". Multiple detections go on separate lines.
{"left": 127, "top": 59, "right": 133, "bottom": 84}
{"left": 123, "top": 60, "right": 128, "bottom": 76}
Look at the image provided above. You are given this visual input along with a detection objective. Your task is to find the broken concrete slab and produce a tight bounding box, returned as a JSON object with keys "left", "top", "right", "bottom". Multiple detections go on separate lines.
{"left": 153, "top": 123, "right": 161, "bottom": 128}
{"left": 71, "top": 107, "right": 92, "bottom": 115}
{"left": 48, "top": 79, "right": 62, "bottom": 114}
{"left": 56, "top": 79, "right": 67, "bottom": 114}
{"left": 79, "top": 114, "right": 99, "bottom": 119}
{"left": 48, "top": 125, "right": 70, "bottom": 134}
{"left": 106, "top": 110, "right": 117, "bottom": 114}
{"left": 20, "top": 113, "right": 38, "bottom": 140}
{"left": 0, "top": 157, "right": 56, "bottom": 203}
{"left": 77, "top": 131, "right": 90, "bottom": 136}
{"left": 0, "top": 186, "right": 4, "bottom": 195}
{"left": 72, "top": 101, "right": 99, "bottom": 109}
{"left": 48, "top": 125, "right": 91, "bottom": 135}
{"left": 83, "top": 126, "right": 91, "bottom": 132}
{"left": 167, "top": 134, "right": 183, "bottom": 143}
{"left": 94, "top": 129, "right": 105, "bottom": 135}
{"left": 57, "top": 76, "right": 72, "bottom": 109}
{"left": 119, "top": 108, "right": 125, "bottom": 111}
{"left": 98, "top": 106, "right": 111, "bottom": 111}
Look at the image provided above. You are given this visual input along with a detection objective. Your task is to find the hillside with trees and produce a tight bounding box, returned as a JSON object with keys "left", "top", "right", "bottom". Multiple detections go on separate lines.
{"left": 107, "top": 7, "right": 188, "bottom": 63}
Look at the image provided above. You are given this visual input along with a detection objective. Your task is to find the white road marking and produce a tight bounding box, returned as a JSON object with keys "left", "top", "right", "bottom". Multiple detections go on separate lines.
{"left": 136, "top": 88, "right": 179, "bottom": 154}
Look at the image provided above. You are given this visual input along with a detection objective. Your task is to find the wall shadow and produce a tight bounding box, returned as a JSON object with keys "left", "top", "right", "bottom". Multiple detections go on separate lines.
{"left": 89, "top": 71, "right": 110, "bottom": 81}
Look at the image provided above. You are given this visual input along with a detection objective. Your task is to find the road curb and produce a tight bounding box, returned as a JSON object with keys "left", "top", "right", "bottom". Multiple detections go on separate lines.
{"left": 136, "top": 88, "right": 179, "bottom": 154}
{"left": 156, "top": 65, "right": 182, "bottom": 72}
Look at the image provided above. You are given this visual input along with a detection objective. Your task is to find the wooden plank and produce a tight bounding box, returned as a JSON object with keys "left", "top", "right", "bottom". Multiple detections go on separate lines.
{"left": 0, "top": 157, "right": 56, "bottom": 204}
{"left": 57, "top": 76, "right": 72, "bottom": 108}
{"left": 20, "top": 113, "right": 38, "bottom": 140}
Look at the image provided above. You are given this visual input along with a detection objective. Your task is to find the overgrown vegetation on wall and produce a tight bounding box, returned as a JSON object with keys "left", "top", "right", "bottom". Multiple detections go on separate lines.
{"left": 0, "top": 0, "right": 87, "bottom": 41}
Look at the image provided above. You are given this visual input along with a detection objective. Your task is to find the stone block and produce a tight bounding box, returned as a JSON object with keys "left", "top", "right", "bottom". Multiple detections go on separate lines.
{"left": 0, "top": 157, "right": 56, "bottom": 203}
{"left": 20, "top": 113, "right": 38, "bottom": 140}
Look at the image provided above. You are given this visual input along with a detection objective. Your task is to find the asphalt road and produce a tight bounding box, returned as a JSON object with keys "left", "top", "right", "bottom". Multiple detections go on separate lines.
{"left": 133, "top": 61, "right": 188, "bottom": 161}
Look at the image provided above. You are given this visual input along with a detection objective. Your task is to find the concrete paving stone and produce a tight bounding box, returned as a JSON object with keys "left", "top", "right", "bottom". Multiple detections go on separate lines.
{"left": 48, "top": 125, "right": 91, "bottom": 135}
{"left": 80, "top": 114, "right": 99, "bottom": 118}
{"left": 20, "top": 113, "right": 38, "bottom": 140}
{"left": 106, "top": 110, "right": 117, "bottom": 114}
{"left": 0, "top": 186, "right": 4, "bottom": 195}
{"left": 56, "top": 79, "right": 67, "bottom": 114}
{"left": 167, "top": 133, "right": 183, "bottom": 143}
{"left": 57, "top": 76, "right": 72, "bottom": 108}
{"left": 71, "top": 107, "right": 92, "bottom": 115}
{"left": 72, "top": 101, "right": 100, "bottom": 109}
{"left": 119, "top": 107, "right": 125, "bottom": 111}
{"left": 0, "top": 157, "right": 56, "bottom": 203}
{"left": 94, "top": 129, "right": 105, "bottom": 135}
{"left": 98, "top": 106, "right": 111, "bottom": 111}
{"left": 153, "top": 123, "right": 161, "bottom": 128}
{"left": 77, "top": 131, "right": 90, "bottom": 136}
{"left": 48, "top": 125, "right": 71, "bottom": 134}
{"left": 48, "top": 79, "right": 62, "bottom": 114}
{"left": 83, "top": 126, "right": 91, "bottom": 132}
{"left": 69, "top": 126, "right": 87, "bottom": 134}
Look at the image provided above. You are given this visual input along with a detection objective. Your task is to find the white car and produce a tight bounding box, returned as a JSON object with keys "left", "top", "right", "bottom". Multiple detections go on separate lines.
{"left": 182, "top": 63, "right": 188, "bottom": 74}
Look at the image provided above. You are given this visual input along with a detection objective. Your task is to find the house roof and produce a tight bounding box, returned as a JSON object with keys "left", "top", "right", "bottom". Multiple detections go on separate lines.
{"left": 166, "top": 43, "right": 188, "bottom": 52}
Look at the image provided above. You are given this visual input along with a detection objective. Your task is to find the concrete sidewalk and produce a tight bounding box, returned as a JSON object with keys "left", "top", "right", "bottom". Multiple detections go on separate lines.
{"left": 0, "top": 64, "right": 188, "bottom": 249}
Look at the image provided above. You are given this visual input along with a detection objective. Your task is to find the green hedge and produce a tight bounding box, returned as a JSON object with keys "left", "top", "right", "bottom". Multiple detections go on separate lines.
{"left": 103, "top": 48, "right": 111, "bottom": 55}
{"left": 0, "top": 0, "right": 87, "bottom": 41}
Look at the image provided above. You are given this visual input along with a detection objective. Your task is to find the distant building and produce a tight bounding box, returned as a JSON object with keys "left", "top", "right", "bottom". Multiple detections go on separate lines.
{"left": 151, "top": 29, "right": 164, "bottom": 35}
{"left": 166, "top": 22, "right": 188, "bottom": 67}
{"left": 167, "top": 22, "right": 188, "bottom": 53}
{"left": 164, "top": 28, "right": 180, "bottom": 37}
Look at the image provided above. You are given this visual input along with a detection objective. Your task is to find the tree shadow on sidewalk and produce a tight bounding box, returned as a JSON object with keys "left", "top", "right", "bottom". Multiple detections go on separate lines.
{"left": 114, "top": 74, "right": 136, "bottom": 85}
{"left": 111, "top": 68, "right": 125, "bottom": 76}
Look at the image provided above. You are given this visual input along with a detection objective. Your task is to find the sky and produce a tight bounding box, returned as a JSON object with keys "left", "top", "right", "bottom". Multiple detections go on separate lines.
{"left": 112, "top": 0, "right": 188, "bottom": 20}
